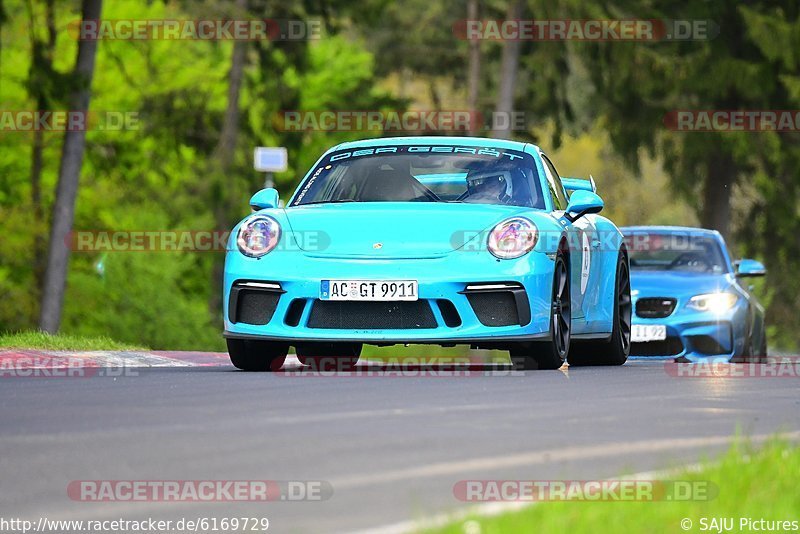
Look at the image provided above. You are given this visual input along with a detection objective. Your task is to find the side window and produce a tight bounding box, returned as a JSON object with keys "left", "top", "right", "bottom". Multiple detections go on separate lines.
{"left": 540, "top": 154, "right": 568, "bottom": 211}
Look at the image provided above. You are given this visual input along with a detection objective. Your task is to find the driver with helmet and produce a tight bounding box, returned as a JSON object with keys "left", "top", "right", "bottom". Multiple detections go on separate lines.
{"left": 465, "top": 172, "right": 512, "bottom": 204}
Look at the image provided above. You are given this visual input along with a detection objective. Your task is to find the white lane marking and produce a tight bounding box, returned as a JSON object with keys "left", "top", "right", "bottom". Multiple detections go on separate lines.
{"left": 8, "top": 431, "right": 798, "bottom": 527}
{"left": 255, "top": 404, "right": 509, "bottom": 425}
{"left": 348, "top": 464, "right": 706, "bottom": 534}
{"left": 334, "top": 429, "right": 800, "bottom": 490}
{"left": 349, "top": 431, "right": 800, "bottom": 534}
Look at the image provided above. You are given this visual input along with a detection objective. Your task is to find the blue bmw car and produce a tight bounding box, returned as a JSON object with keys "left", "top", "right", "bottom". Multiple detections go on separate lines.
{"left": 622, "top": 226, "right": 767, "bottom": 363}
{"left": 223, "top": 137, "right": 632, "bottom": 371}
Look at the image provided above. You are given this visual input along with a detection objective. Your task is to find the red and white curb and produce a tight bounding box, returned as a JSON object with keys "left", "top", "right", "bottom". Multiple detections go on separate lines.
{"left": 0, "top": 349, "right": 256, "bottom": 369}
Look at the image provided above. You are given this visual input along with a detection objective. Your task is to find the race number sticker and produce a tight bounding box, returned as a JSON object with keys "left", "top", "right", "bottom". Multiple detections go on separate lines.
{"left": 581, "top": 232, "right": 591, "bottom": 294}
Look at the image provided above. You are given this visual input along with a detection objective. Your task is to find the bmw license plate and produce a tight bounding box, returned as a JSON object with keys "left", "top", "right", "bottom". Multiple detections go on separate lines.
{"left": 631, "top": 324, "right": 667, "bottom": 343}
{"left": 321, "top": 280, "right": 418, "bottom": 301}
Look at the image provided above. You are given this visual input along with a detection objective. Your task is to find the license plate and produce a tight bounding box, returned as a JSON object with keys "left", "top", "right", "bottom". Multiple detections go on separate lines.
{"left": 631, "top": 324, "right": 667, "bottom": 343}
{"left": 321, "top": 280, "right": 418, "bottom": 301}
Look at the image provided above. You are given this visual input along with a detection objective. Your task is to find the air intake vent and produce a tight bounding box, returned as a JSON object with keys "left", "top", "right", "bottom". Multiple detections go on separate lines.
{"left": 307, "top": 301, "right": 437, "bottom": 329}
{"left": 635, "top": 298, "right": 677, "bottom": 319}
{"left": 466, "top": 292, "right": 520, "bottom": 327}
{"left": 228, "top": 281, "right": 283, "bottom": 325}
{"left": 234, "top": 291, "right": 280, "bottom": 325}
{"left": 630, "top": 337, "right": 684, "bottom": 356}
{"left": 284, "top": 299, "right": 307, "bottom": 327}
{"left": 436, "top": 300, "right": 462, "bottom": 327}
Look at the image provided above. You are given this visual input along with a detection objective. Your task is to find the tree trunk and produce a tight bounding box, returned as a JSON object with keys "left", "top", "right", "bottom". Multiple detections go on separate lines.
{"left": 491, "top": 0, "right": 522, "bottom": 140}
{"left": 209, "top": 0, "right": 249, "bottom": 317}
{"left": 700, "top": 151, "right": 735, "bottom": 244}
{"left": 39, "top": 0, "right": 102, "bottom": 333}
{"left": 467, "top": 0, "right": 480, "bottom": 134}
{"left": 30, "top": 0, "right": 58, "bottom": 294}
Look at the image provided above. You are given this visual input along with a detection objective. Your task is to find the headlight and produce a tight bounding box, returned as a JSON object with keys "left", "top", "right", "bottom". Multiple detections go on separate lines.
{"left": 687, "top": 292, "right": 738, "bottom": 313}
{"left": 487, "top": 217, "right": 538, "bottom": 259}
{"left": 236, "top": 215, "right": 280, "bottom": 257}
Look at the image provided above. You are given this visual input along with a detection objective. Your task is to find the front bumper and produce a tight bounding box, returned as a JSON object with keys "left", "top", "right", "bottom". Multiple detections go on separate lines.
{"left": 223, "top": 249, "right": 555, "bottom": 346}
{"left": 630, "top": 297, "right": 748, "bottom": 362}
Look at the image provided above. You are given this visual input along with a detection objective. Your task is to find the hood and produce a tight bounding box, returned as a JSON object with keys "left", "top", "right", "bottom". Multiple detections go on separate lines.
{"left": 630, "top": 270, "right": 735, "bottom": 298}
{"left": 283, "top": 202, "right": 532, "bottom": 258}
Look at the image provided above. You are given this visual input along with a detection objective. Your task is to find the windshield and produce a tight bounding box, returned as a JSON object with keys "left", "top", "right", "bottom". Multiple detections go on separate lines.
{"left": 624, "top": 232, "right": 729, "bottom": 273}
{"left": 291, "top": 144, "right": 546, "bottom": 209}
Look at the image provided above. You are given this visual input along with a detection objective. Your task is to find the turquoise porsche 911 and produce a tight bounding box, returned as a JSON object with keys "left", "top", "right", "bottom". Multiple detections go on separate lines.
{"left": 223, "top": 137, "right": 631, "bottom": 371}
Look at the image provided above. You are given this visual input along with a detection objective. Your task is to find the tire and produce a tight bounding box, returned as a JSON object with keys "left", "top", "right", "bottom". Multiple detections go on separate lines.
{"left": 296, "top": 343, "right": 362, "bottom": 371}
{"left": 568, "top": 250, "right": 631, "bottom": 367}
{"left": 227, "top": 338, "right": 288, "bottom": 371}
{"left": 731, "top": 336, "right": 755, "bottom": 363}
{"left": 510, "top": 249, "right": 570, "bottom": 371}
{"left": 732, "top": 325, "right": 768, "bottom": 364}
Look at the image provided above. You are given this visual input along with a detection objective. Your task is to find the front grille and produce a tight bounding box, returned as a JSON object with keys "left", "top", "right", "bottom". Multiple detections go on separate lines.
{"left": 466, "top": 292, "right": 520, "bottom": 327}
{"left": 631, "top": 337, "right": 684, "bottom": 356}
{"left": 234, "top": 290, "right": 280, "bottom": 325}
{"left": 636, "top": 298, "right": 677, "bottom": 319}
{"left": 307, "top": 300, "right": 437, "bottom": 329}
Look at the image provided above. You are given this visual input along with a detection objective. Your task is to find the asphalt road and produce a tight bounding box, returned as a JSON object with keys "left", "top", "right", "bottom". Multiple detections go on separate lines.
{"left": 1, "top": 358, "right": 798, "bottom": 533}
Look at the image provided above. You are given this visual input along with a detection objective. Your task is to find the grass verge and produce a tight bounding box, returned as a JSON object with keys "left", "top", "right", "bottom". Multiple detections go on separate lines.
{"left": 426, "top": 438, "right": 799, "bottom": 534}
{"left": 0, "top": 331, "right": 147, "bottom": 351}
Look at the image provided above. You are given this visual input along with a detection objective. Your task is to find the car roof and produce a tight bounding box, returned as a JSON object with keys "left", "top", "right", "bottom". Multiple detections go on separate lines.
{"left": 332, "top": 136, "right": 537, "bottom": 153}
{"left": 620, "top": 225, "right": 723, "bottom": 238}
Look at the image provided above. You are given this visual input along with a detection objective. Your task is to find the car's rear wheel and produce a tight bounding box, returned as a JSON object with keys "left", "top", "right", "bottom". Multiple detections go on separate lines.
{"left": 510, "top": 250, "right": 570, "bottom": 371}
{"left": 227, "top": 338, "right": 288, "bottom": 371}
{"left": 568, "top": 250, "right": 631, "bottom": 367}
{"left": 296, "top": 343, "right": 362, "bottom": 371}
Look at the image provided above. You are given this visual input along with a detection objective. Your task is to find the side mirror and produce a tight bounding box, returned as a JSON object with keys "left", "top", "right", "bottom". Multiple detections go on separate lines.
{"left": 564, "top": 190, "right": 604, "bottom": 222}
{"left": 249, "top": 188, "right": 280, "bottom": 211}
{"left": 736, "top": 259, "right": 766, "bottom": 278}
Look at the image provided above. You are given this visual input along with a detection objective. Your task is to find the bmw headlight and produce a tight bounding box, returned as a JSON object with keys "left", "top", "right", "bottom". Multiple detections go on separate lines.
{"left": 487, "top": 217, "right": 538, "bottom": 259}
{"left": 687, "top": 292, "right": 738, "bottom": 313}
{"left": 236, "top": 215, "right": 280, "bottom": 258}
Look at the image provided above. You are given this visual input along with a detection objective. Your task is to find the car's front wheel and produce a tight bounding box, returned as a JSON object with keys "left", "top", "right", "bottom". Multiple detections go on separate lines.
{"left": 510, "top": 250, "right": 570, "bottom": 371}
{"left": 568, "top": 250, "right": 631, "bottom": 367}
{"left": 296, "top": 343, "right": 362, "bottom": 371}
{"left": 732, "top": 325, "right": 768, "bottom": 364}
{"left": 227, "top": 338, "right": 289, "bottom": 371}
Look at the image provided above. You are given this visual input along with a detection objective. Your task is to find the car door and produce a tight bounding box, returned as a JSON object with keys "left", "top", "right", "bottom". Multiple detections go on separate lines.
{"left": 540, "top": 153, "right": 595, "bottom": 334}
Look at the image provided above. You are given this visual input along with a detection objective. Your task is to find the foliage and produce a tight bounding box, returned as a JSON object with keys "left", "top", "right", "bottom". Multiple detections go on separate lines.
{"left": 0, "top": 330, "right": 145, "bottom": 350}
{"left": 426, "top": 438, "right": 800, "bottom": 534}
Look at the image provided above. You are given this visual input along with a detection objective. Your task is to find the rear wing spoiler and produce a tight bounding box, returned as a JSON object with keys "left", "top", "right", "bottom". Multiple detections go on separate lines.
{"left": 562, "top": 176, "right": 597, "bottom": 194}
